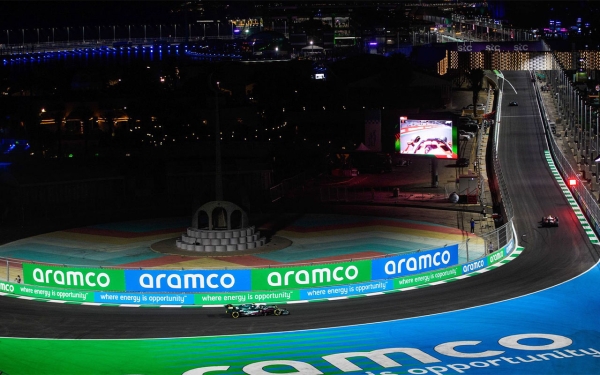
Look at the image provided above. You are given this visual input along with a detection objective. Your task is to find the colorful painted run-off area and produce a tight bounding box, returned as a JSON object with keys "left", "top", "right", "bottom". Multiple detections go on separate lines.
{"left": 0, "top": 213, "right": 496, "bottom": 307}
{"left": 0, "top": 213, "right": 483, "bottom": 273}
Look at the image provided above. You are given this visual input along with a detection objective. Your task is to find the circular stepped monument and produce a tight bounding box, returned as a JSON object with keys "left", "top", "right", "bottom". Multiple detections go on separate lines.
{"left": 176, "top": 201, "right": 266, "bottom": 253}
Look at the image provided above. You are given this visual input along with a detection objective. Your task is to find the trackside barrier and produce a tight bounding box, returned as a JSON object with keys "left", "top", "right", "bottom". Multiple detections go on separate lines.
{"left": 535, "top": 61, "right": 600, "bottom": 237}
{"left": 477, "top": 72, "right": 516, "bottom": 259}
{"left": 0, "top": 241, "right": 517, "bottom": 306}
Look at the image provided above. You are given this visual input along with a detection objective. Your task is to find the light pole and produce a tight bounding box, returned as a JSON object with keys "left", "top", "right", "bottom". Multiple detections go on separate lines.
{"left": 275, "top": 46, "right": 278, "bottom": 58}
{"left": 144, "top": 25, "right": 147, "bottom": 41}
{"left": 113, "top": 26, "right": 115, "bottom": 42}
{"left": 159, "top": 24, "right": 162, "bottom": 39}
{"left": 197, "top": 20, "right": 212, "bottom": 39}
{"left": 36, "top": 28, "right": 39, "bottom": 44}
{"left": 82, "top": 26, "right": 85, "bottom": 43}
{"left": 98, "top": 26, "right": 101, "bottom": 42}
{"left": 208, "top": 74, "right": 223, "bottom": 201}
{"left": 52, "top": 27, "right": 55, "bottom": 43}
{"left": 67, "top": 27, "right": 70, "bottom": 43}
{"left": 466, "top": 238, "right": 470, "bottom": 262}
{"left": 596, "top": 112, "right": 599, "bottom": 185}
{"left": 21, "top": 28, "right": 24, "bottom": 45}
{"left": 128, "top": 25, "right": 131, "bottom": 41}
{"left": 5, "top": 30, "right": 8, "bottom": 46}
{"left": 310, "top": 40, "right": 313, "bottom": 57}
{"left": 174, "top": 24, "right": 177, "bottom": 39}
{"left": 586, "top": 103, "right": 594, "bottom": 172}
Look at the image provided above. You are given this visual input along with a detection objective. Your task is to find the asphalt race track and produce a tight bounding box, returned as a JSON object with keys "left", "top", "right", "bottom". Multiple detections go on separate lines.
{"left": 0, "top": 72, "right": 596, "bottom": 343}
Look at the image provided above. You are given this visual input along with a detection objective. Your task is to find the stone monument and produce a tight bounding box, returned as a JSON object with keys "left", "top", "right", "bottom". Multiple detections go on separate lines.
{"left": 175, "top": 74, "right": 266, "bottom": 253}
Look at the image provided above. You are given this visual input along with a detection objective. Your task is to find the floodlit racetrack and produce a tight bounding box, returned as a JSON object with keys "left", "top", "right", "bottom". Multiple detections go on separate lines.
{"left": 0, "top": 74, "right": 597, "bottom": 341}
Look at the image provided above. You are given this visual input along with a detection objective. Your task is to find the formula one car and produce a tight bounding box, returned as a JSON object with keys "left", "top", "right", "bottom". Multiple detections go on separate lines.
{"left": 508, "top": 101, "right": 519, "bottom": 106}
{"left": 412, "top": 137, "right": 453, "bottom": 156}
{"left": 261, "top": 305, "right": 291, "bottom": 316}
{"left": 225, "top": 303, "right": 290, "bottom": 318}
{"left": 541, "top": 215, "right": 559, "bottom": 227}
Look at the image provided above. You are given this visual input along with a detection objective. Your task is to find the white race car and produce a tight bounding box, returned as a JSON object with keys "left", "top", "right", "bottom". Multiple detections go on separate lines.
{"left": 541, "top": 215, "right": 559, "bottom": 227}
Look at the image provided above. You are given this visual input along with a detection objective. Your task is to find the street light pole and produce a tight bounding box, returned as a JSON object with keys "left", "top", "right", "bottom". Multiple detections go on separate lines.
{"left": 466, "top": 238, "right": 470, "bottom": 262}
{"left": 208, "top": 74, "right": 223, "bottom": 201}
{"left": 197, "top": 20, "right": 213, "bottom": 39}
{"left": 596, "top": 112, "right": 599, "bottom": 185}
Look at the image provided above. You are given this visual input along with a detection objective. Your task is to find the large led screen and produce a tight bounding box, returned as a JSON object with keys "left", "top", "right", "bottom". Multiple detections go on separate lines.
{"left": 397, "top": 117, "right": 458, "bottom": 159}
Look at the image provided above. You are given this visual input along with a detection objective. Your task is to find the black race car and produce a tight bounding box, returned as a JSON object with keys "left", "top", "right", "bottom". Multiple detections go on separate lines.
{"left": 260, "top": 305, "right": 291, "bottom": 316}
{"left": 225, "top": 303, "right": 290, "bottom": 318}
{"left": 508, "top": 101, "right": 518, "bottom": 106}
{"left": 541, "top": 215, "right": 559, "bottom": 227}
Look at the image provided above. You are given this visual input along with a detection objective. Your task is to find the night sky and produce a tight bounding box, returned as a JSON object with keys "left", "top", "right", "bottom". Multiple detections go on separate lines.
{"left": 2, "top": 1, "right": 598, "bottom": 37}
{"left": 0, "top": 1, "right": 179, "bottom": 29}
{"left": 488, "top": 0, "right": 596, "bottom": 29}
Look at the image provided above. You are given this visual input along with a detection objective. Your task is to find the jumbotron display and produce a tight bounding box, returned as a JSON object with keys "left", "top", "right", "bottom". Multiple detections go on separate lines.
{"left": 396, "top": 117, "right": 458, "bottom": 159}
